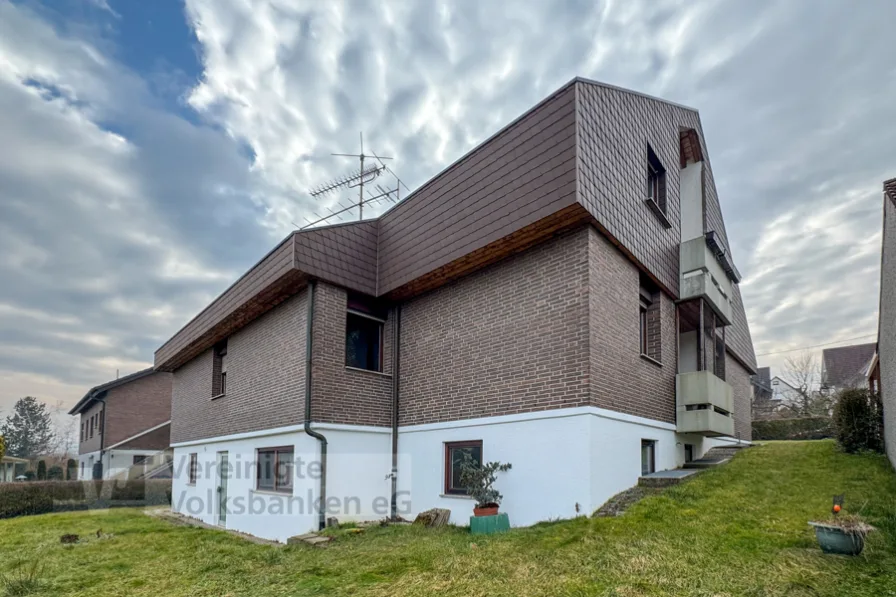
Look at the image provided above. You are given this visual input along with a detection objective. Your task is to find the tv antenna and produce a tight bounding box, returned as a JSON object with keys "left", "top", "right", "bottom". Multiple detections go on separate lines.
{"left": 301, "top": 132, "right": 409, "bottom": 230}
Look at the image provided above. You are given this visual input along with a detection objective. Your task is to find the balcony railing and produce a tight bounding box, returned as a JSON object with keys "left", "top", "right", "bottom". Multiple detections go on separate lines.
{"left": 680, "top": 236, "right": 734, "bottom": 325}
{"left": 676, "top": 370, "right": 735, "bottom": 437}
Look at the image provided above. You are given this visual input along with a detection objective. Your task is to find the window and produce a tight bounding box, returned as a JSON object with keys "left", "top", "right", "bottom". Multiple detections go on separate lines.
{"left": 98, "top": 410, "right": 103, "bottom": 434}
{"left": 133, "top": 455, "right": 148, "bottom": 466}
{"left": 646, "top": 144, "right": 666, "bottom": 213}
{"left": 212, "top": 341, "right": 228, "bottom": 397}
{"left": 256, "top": 446, "right": 294, "bottom": 494}
{"left": 188, "top": 453, "right": 198, "bottom": 485}
{"left": 80, "top": 422, "right": 85, "bottom": 442}
{"left": 346, "top": 312, "right": 384, "bottom": 371}
{"left": 641, "top": 440, "right": 656, "bottom": 475}
{"left": 89, "top": 416, "right": 94, "bottom": 438}
{"left": 639, "top": 277, "right": 661, "bottom": 363}
{"left": 444, "top": 440, "right": 482, "bottom": 495}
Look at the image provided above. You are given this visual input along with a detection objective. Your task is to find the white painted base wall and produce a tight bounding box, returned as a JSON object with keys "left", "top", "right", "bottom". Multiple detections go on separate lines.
{"left": 78, "top": 449, "right": 161, "bottom": 480}
{"left": 171, "top": 406, "right": 740, "bottom": 542}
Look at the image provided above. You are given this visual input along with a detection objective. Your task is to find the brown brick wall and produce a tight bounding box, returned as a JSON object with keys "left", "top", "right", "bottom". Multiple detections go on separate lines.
{"left": 78, "top": 372, "right": 172, "bottom": 455}
{"left": 588, "top": 227, "right": 677, "bottom": 423}
{"left": 170, "top": 291, "right": 308, "bottom": 444}
{"left": 727, "top": 354, "right": 753, "bottom": 441}
{"left": 310, "top": 282, "right": 394, "bottom": 427}
{"left": 399, "top": 228, "right": 591, "bottom": 426}
{"left": 115, "top": 423, "right": 170, "bottom": 451}
{"left": 103, "top": 372, "right": 172, "bottom": 448}
{"left": 78, "top": 401, "right": 104, "bottom": 455}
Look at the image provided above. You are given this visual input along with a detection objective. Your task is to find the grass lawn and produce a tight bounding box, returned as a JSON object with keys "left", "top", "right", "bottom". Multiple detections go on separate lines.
{"left": 2, "top": 440, "right": 896, "bottom": 597}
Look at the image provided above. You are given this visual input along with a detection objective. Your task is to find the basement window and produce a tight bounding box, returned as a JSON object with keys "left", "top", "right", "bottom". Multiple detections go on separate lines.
{"left": 257, "top": 446, "right": 294, "bottom": 494}
{"left": 444, "top": 440, "right": 483, "bottom": 495}
{"left": 641, "top": 440, "right": 656, "bottom": 475}
{"left": 346, "top": 311, "right": 384, "bottom": 372}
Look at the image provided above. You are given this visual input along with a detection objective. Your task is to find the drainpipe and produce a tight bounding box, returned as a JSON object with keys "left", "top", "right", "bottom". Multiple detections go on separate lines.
{"left": 96, "top": 394, "right": 108, "bottom": 480}
{"left": 303, "top": 280, "right": 328, "bottom": 531}
{"left": 390, "top": 305, "right": 401, "bottom": 519}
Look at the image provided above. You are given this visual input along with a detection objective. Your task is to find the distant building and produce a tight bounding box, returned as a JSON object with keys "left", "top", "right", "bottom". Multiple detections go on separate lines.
{"left": 821, "top": 343, "right": 877, "bottom": 392}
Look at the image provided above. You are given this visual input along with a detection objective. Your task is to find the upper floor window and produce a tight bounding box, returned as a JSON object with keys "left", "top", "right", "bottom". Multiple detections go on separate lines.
{"left": 646, "top": 144, "right": 667, "bottom": 214}
{"left": 639, "top": 277, "right": 661, "bottom": 364}
{"left": 346, "top": 294, "right": 386, "bottom": 372}
{"left": 212, "top": 340, "right": 228, "bottom": 397}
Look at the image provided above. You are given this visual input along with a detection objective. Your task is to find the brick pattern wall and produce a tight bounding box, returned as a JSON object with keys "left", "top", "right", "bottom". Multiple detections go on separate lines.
{"left": 78, "top": 401, "right": 104, "bottom": 455}
{"left": 115, "top": 423, "right": 170, "bottom": 451}
{"left": 103, "top": 372, "right": 172, "bottom": 448}
{"left": 726, "top": 354, "right": 753, "bottom": 441}
{"left": 310, "top": 283, "right": 394, "bottom": 427}
{"left": 588, "top": 228, "right": 677, "bottom": 423}
{"left": 170, "top": 291, "right": 308, "bottom": 444}
{"left": 399, "top": 228, "right": 591, "bottom": 426}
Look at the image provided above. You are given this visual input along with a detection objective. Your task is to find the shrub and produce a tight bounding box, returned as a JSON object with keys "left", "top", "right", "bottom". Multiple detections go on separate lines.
{"left": 47, "top": 466, "right": 64, "bottom": 481}
{"left": 458, "top": 453, "right": 512, "bottom": 508}
{"left": 0, "top": 480, "right": 172, "bottom": 519}
{"left": 66, "top": 459, "right": 77, "bottom": 481}
{"left": 36, "top": 461, "right": 46, "bottom": 481}
{"left": 0, "top": 435, "right": 5, "bottom": 461}
{"left": 752, "top": 417, "right": 834, "bottom": 441}
{"left": 23, "top": 471, "right": 35, "bottom": 481}
{"left": 832, "top": 388, "right": 884, "bottom": 453}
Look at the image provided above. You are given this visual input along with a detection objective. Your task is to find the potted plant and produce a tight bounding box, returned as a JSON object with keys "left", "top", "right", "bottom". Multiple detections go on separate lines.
{"left": 809, "top": 501, "right": 874, "bottom": 556}
{"left": 458, "top": 452, "right": 511, "bottom": 516}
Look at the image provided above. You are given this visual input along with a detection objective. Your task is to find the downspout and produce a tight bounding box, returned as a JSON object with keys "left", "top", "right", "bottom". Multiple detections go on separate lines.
{"left": 303, "top": 280, "right": 328, "bottom": 531}
{"left": 96, "top": 394, "right": 107, "bottom": 480}
{"left": 390, "top": 305, "right": 401, "bottom": 519}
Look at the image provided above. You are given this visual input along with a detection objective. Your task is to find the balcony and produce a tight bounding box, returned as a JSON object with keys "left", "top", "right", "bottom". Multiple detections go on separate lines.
{"left": 679, "top": 235, "right": 735, "bottom": 325}
{"left": 676, "top": 370, "right": 735, "bottom": 437}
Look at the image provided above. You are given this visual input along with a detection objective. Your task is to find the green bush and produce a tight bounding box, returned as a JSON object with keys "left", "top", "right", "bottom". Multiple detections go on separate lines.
{"left": 36, "top": 461, "right": 46, "bottom": 481}
{"left": 0, "top": 480, "right": 172, "bottom": 519}
{"left": 752, "top": 417, "right": 834, "bottom": 440}
{"left": 23, "top": 471, "right": 35, "bottom": 481}
{"left": 66, "top": 459, "right": 77, "bottom": 481}
{"left": 832, "top": 388, "right": 884, "bottom": 453}
{"left": 47, "top": 466, "right": 64, "bottom": 480}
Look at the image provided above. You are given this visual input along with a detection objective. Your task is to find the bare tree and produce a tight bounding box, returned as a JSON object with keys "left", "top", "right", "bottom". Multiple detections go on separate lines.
{"left": 50, "top": 400, "right": 78, "bottom": 458}
{"left": 778, "top": 353, "right": 832, "bottom": 416}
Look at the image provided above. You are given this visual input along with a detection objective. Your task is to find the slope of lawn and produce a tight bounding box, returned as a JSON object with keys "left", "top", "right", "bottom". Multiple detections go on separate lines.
{"left": 2, "top": 440, "right": 896, "bottom": 597}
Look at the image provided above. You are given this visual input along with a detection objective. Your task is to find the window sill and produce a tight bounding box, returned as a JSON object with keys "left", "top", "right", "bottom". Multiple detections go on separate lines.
{"left": 344, "top": 366, "right": 392, "bottom": 378}
{"left": 643, "top": 197, "right": 672, "bottom": 229}
{"left": 251, "top": 489, "right": 294, "bottom": 498}
{"left": 210, "top": 393, "right": 226, "bottom": 401}
{"left": 640, "top": 354, "right": 662, "bottom": 368}
{"left": 439, "top": 493, "right": 474, "bottom": 500}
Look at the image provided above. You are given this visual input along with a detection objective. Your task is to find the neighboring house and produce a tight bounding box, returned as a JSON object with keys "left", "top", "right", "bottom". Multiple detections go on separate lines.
{"left": 68, "top": 368, "right": 173, "bottom": 480}
{"left": 878, "top": 177, "right": 896, "bottom": 469}
{"left": 0, "top": 455, "right": 28, "bottom": 482}
{"left": 821, "top": 343, "right": 877, "bottom": 392}
{"left": 156, "top": 78, "right": 757, "bottom": 542}
{"left": 751, "top": 368, "right": 799, "bottom": 419}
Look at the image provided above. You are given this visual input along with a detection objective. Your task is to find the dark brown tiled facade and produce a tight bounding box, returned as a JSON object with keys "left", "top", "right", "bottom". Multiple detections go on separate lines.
{"left": 160, "top": 77, "right": 757, "bottom": 445}
{"left": 76, "top": 371, "right": 172, "bottom": 455}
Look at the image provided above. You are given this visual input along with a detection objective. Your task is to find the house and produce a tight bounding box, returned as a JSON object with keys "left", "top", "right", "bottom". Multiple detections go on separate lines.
{"left": 821, "top": 343, "right": 877, "bottom": 392}
{"left": 156, "top": 78, "right": 757, "bottom": 542}
{"left": 68, "top": 368, "right": 173, "bottom": 480}
{"left": 0, "top": 455, "right": 28, "bottom": 482}
{"left": 877, "top": 177, "right": 896, "bottom": 469}
{"left": 751, "top": 367, "right": 799, "bottom": 419}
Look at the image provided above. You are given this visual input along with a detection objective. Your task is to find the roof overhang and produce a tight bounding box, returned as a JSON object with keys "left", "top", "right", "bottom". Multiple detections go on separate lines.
{"left": 1, "top": 456, "right": 29, "bottom": 464}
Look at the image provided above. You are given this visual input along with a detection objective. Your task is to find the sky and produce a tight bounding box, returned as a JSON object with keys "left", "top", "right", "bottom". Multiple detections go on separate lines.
{"left": 1, "top": 0, "right": 894, "bottom": 425}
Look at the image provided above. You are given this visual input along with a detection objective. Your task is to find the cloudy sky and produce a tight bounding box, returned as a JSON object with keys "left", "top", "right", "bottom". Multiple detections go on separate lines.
{"left": 1, "top": 0, "right": 894, "bottom": 422}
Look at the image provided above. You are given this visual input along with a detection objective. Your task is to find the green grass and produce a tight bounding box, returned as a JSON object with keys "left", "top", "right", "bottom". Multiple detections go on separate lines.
{"left": 2, "top": 441, "right": 896, "bottom": 596}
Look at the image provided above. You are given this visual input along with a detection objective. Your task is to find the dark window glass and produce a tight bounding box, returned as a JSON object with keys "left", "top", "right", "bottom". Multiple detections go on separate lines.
{"left": 257, "top": 447, "right": 294, "bottom": 493}
{"left": 189, "top": 453, "right": 198, "bottom": 484}
{"left": 133, "top": 455, "right": 147, "bottom": 466}
{"left": 346, "top": 313, "right": 383, "bottom": 371}
{"left": 445, "top": 441, "right": 483, "bottom": 495}
{"left": 646, "top": 145, "right": 666, "bottom": 213}
{"left": 641, "top": 440, "right": 656, "bottom": 475}
{"left": 639, "top": 301, "right": 649, "bottom": 355}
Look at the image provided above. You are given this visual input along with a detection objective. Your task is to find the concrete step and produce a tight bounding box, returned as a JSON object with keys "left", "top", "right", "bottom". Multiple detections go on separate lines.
{"left": 638, "top": 469, "right": 700, "bottom": 488}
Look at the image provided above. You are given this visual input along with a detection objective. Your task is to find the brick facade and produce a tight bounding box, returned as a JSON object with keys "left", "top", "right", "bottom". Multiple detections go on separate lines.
{"left": 399, "top": 228, "right": 591, "bottom": 426}
{"left": 588, "top": 228, "right": 677, "bottom": 423}
{"left": 171, "top": 291, "right": 308, "bottom": 444}
{"left": 78, "top": 371, "right": 172, "bottom": 455}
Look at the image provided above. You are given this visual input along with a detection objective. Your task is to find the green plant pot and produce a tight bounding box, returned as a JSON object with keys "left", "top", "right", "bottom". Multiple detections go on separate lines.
{"left": 809, "top": 523, "right": 866, "bottom": 555}
{"left": 470, "top": 513, "right": 510, "bottom": 535}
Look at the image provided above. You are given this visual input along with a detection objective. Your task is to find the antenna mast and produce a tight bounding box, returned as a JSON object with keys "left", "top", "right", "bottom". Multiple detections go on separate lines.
{"left": 304, "top": 133, "right": 407, "bottom": 230}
